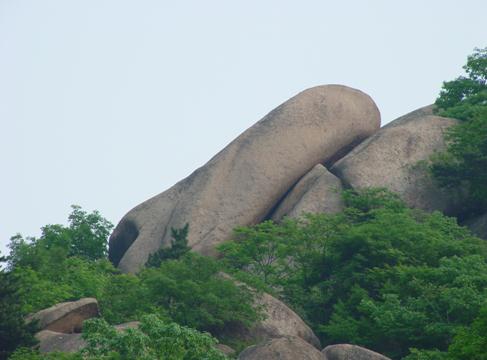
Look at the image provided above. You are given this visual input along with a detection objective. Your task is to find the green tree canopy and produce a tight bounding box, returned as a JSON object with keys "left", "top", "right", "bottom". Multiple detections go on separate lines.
{"left": 431, "top": 47, "right": 487, "bottom": 215}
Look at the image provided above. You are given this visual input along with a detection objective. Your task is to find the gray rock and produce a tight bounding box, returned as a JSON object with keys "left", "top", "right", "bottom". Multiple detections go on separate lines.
{"left": 216, "top": 344, "right": 236, "bottom": 356}
{"left": 331, "top": 105, "right": 461, "bottom": 214}
{"left": 465, "top": 213, "right": 487, "bottom": 239}
{"left": 109, "top": 85, "right": 380, "bottom": 273}
{"left": 238, "top": 336, "right": 324, "bottom": 360}
{"left": 271, "top": 164, "right": 344, "bottom": 221}
{"left": 26, "top": 298, "right": 99, "bottom": 333}
{"left": 114, "top": 321, "right": 140, "bottom": 331}
{"left": 36, "top": 330, "right": 86, "bottom": 353}
{"left": 253, "top": 292, "right": 321, "bottom": 349}
{"left": 218, "top": 272, "right": 321, "bottom": 349}
{"left": 322, "top": 344, "right": 391, "bottom": 360}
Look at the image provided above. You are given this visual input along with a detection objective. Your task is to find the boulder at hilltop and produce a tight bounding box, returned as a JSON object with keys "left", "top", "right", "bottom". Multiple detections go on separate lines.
{"left": 322, "top": 344, "right": 391, "bottom": 360}
{"left": 331, "top": 105, "right": 462, "bottom": 214}
{"left": 26, "top": 298, "right": 99, "bottom": 334}
{"left": 271, "top": 164, "right": 344, "bottom": 221}
{"left": 109, "top": 85, "right": 380, "bottom": 273}
{"left": 238, "top": 336, "right": 324, "bottom": 360}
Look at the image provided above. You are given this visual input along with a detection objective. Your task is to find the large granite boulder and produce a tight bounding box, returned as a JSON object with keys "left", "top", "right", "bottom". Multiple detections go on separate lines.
{"left": 26, "top": 298, "right": 99, "bottom": 333}
{"left": 238, "top": 336, "right": 324, "bottom": 360}
{"left": 218, "top": 272, "right": 320, "bottom": 349}
{"left": 36, "top": 330, "right": 86, "bottom": 353}
{"left": 331, "top": 105, "right": 461, "bottom": 214}
{"left": 110, "top": 85, "right": 380, "bottom": 273}
{"left": 271, "top": 164, "right": 344, "bottom": 220}
{"left": 322, "top": 344, "right": 391, "bottom": 360}
{"left": 252, "top": 292, "right": 321, "bottom": 349}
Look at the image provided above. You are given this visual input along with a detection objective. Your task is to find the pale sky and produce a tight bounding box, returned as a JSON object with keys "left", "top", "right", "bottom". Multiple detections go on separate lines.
{"left": 1, "top": 1, "right": 486, "bottom": 256}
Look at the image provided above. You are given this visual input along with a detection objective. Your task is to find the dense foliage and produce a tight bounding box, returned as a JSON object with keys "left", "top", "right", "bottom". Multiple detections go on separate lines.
{"left": 10, "top": 315, "right": 227, "bottom": 360}
{"left": 431, "top": 47, "right": 487, "bottom": 215}
{"left": 0, "top": 265, "right": 38, "bottom": 360}
{"left": 146, "top": 224, "right": 191, "bottom": 268}
{"left": 219, "top": 189, "right": 487, "bottom": 359}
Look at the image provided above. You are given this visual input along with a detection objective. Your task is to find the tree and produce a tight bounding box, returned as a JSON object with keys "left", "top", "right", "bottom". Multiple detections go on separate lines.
{"left": 9, "top": 315, "right": 228, "bottom": 360}
{"left": 80, "top": 314, "right": 228, "bottom": 360}
{"left": 431, "top": 47, "right": 487, "bottom": 215}
{"left": 140, "top": 253, "right": 261, "bottom": 335}
{"left": 146, "top": 224, "right": 190, "bottom": 268}
{"left": 0, "top": 269, "right": 37, "bottom": 360}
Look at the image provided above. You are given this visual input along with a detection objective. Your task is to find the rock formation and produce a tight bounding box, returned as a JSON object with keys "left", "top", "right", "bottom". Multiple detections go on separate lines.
{"left": 36, "top": 330, "right": 86, "bottom": 353}
{"left": 26, "top": 298, "right": 99, "bottom": 334}
{"left": 109, "top": 85, "right": 380, "bottom": 273}
{"left": 239, "top": 291, "right": 321, "bottom": 349}
{"left": 218, "top": 272, "right": 321, "bottom": 348}
{"left": 331, "top": 105, "right": 462, "bottom": 214}
{"left": 322, "top": 344, "right": 391, "bottom": 360}
{"left": 271, "top": 164, "right": 344, "bottom": 220}
{"left": 238, "top": 336, "right": 324, "bottom": 360}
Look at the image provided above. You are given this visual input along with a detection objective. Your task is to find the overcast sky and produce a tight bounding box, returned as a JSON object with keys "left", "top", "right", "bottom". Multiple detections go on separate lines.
{"left": 1, "top": 1, "right": 486, "bottom": 256}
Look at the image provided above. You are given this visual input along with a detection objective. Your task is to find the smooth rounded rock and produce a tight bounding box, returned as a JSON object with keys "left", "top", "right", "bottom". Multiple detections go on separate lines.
{"left": 251, "top": 292, "right": 321, "bottom": 349}
{"left": 218, "top": 272, "right": 321, "bottom": 349}
{"left": 271, "top": 164, "right": 344, "bottom": 220}
{"left": 26, "top": 298, "right": 99, "bottom": 334}
{"left": 110, "top": 85, "right": 380, "bottom": 273}
{"left": 322, "top": 344, "right": 391, "bottom": 360}
{"left": 36, "top": 330, "right": 86, "bottom": 353}
{"left": 331, "top": 105, "right": 461, "bottom": 214}
{"left": 238, "top": 336, "right": 324, "bottom": 360}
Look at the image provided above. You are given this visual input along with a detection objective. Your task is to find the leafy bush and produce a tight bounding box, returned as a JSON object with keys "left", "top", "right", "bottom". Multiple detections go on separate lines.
{"left": 9, "top": 315, "right": 228, "bottom": 360}
{"left": 219, "top": 189, "right": 487, "bottom": 359}
{"left": 81, "top": 314, "right": 228, "bottom": 360}
{"left": 146, "top": 224, "right": 190, "bottom": 268}
{"left": 140, "top": 253, "right": 261, "bottom": 335}
{"left": 431, "top": 47, "right": 487, "bottom": 215}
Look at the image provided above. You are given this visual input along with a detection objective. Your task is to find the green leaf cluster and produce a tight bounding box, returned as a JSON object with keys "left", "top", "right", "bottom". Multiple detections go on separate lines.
{"left": 146, "top": 224, "right": 190, "bottom": 268}
{"left": 431, "top": 47, "right": 487, "bottom": 215}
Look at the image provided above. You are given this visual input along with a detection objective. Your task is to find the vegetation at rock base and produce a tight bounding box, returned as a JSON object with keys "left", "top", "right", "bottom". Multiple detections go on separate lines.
{"left": 431, "top": 47, "right": 487, "bottom": 216}
{"left": 0, "top": 262, "right": 38, "bottom": 360}
{"left": 219, "top": 188, "right": 487, "bottom": 359}
{"left": 1, "top": 207, "right": 257, "bottom": 359}
{"left": 146, "top": 223, "right": 191, "bottom": 268}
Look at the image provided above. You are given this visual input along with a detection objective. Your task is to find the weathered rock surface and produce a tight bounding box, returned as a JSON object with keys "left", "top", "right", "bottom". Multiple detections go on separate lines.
{"left": 114, "top": 321, "right": 141, "bottom": 331}
{"left": 218, "top": 272, "right": 321, "bottom": 349}
{"left": 216, "top": 344, "right": 236, "bottom": 356}
{"left": 238, "top": 336, "right": 324, "bottom": 360}
{"left": 252, "top": 291, "right": 321, "bottom": 349}
{"left": 465, "top": 213, "right": 487, "bottom": 240}
{"left": 109, "top": 85, "right": 380, "bottom": 273}
{"left": 331, "top": 105, "right": 461, "bottom": 214}
{"left": 26, "top": 298, "right": 99, "bottom": 333}
{"left": 271, "top": 164, "right": 344, "bottom": 220}
{"left": 322, "top": 344, "right": 391, "bottom": 360}
{"left": 36, "top": 330, "right": 86, "bottom": 353}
